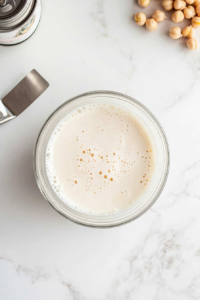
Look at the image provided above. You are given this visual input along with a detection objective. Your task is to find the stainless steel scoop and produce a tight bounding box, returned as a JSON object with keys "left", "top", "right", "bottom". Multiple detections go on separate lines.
{"left": 0, "top": 69, "right": 49, "bottom": 125}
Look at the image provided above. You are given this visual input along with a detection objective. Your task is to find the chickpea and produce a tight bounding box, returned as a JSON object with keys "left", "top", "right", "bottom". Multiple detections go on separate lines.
{"left": 171, "top": 10, "right": 184, "bottom": 22}
{"left": 134, "top": 12, "right": 147, "bottom": 26}
{"left": 182, "top": 25, "right": 194, "bottom": 38}
{"left": 194, "top": 0, "right": 200, "bottom": 6}
{"left": 146, "top": 18, "right": 158, "bottom": 31}
{"left": 138, "top": 0, "right": 150, "bottom": 7}
{"left": 184, "top": 6, "right": 196, "bottom": 18}
{"left": 174, "top": 0, "right": 186, "bottom": 10}
{"left": 152, "top": 10, "right": 167, "bottom": 22}
{"left": 169, "top": 26, "right": 183, "bottom": 39}
{"left": 186, "top": 38, "right": 198, "bottom": 49}
{"left": 185, "top": 0, "right": 194, "bottom": 4}
{"left": 192, "top": 16, "right": 200, "bottom": 27}
{"left": 162, "top": 0, "right": 174, "bottom": 11}
{"left": 196, "top": 4, "right": 200, "bottom": 15}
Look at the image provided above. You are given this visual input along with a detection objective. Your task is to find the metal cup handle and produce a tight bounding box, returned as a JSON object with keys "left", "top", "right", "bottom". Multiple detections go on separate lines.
{"left": 0, "top": 100, "right": 15, "bottom": 125}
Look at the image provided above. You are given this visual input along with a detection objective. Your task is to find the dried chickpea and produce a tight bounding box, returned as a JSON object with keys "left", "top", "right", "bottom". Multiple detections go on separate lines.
{"left": 194, "top": 0, "right": 200, "bottom": 6}
{"left": 196, "top": 4, "right": 200, "bottom": 15}
{"left": 183, "top": 6, "right": 196, "bottom": 18}
{"left": 169, "top": 26, "right": 183, "bottom": 39}
{"left": 174, "top": 0, "right": 186, "bottom": 10}
{"left": 146, "top": 18, "right": 158, "bottom": 31}
{"left": 182, "top": 25, "right": 194, "bottom": 38}
{"left": 162, "top": 0, "right": 174, "bottom": 11}
{"left": 185, "top": 0, "right": 194, "bottom": 4}
{"left": 138, "top": 0, "right": 150, "bottom": 7}
{"left": 171, "top": 10, "right": 184, "bottom": 22}
{"left": 186, "top": 38, "right": 198, "bottom": 49}
{"left": 134, "top": 12, "right": 147, "bottom": 26}
{"left": 152, "top": 10, "right": 167, "bottom": 22}
{"left": 192, "top": 16, "right": 200, "bottom": 27}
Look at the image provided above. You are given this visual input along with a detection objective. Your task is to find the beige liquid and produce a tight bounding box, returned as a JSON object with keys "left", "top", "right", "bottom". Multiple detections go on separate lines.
{"left": 46, "top": 103, "right": 154, "bottom": 215}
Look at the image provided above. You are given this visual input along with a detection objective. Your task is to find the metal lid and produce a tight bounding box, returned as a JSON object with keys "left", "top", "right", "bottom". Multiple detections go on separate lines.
{"left": 0, "top": 0, "right": 35, "bottom": 30}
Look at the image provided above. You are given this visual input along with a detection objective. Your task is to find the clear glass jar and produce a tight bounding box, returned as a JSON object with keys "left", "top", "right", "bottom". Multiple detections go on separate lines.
{"left": 34, "top": 91, "right": 169, "bottom": 227}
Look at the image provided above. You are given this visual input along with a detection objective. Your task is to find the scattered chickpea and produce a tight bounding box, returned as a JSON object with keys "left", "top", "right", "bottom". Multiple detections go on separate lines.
{"left": 146, "top": 18, "right": 158, "bottom": 31}
{"left": 152, "top": 10, "right": 167, "bottom": 22}
{"left": 186, "top": 38, "right": 198, "bottom": 49}
{"left": 184, "top": 6, "right": 196, "bottom": 18}
{"left": 134, "top": 0, "right": 199, "bottom": 51}
{"left": 185, "top": 0, "right": 194, "bottom": 4}
{"left": 192, "top": 16, "right": 200, "bottom": 27}
{"left": 138, "top": 0, "right": 150, "bottom": 7}
{"left": 169, "top": 26, "right": 183, "bottom": 39}
{"left": 196, "top": 4, "right": 200, "bottom": 15}
{"left": 134, "top": 12, "right": 147, "bottom": 26}
{"left": 162, "top": 0, "right": 174, "bottom": 11}
{"left": 194, "top": 0, "right": 200, "bottom": 5}
{"left": 174, "top": 0, "right": 187, "bottom": 10}
{"left": 182, "top": 25, "right": 194, "bottom": 37}
{"left": 171, "top": 10, "right": 185, "bottom": 22}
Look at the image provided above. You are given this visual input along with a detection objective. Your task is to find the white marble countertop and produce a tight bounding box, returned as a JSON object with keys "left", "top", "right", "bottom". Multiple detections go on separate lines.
{"left": 1, "top": 0, "right": 200, "bottom": 299}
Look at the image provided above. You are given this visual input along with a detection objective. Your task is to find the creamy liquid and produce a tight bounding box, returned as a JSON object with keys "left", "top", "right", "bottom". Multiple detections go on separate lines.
{"left": 46, "top": 103, "right": 154, "bottom": 215}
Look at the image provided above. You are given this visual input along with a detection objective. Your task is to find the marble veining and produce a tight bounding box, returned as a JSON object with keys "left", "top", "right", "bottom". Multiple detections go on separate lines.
{"left": 1, "top": 0, "right": 200, "bottom": 299}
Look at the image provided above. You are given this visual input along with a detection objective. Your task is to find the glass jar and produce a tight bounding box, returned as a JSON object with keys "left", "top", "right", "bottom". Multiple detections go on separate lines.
{"left": 34, "top": 91, "right": 169, "bottom": 227}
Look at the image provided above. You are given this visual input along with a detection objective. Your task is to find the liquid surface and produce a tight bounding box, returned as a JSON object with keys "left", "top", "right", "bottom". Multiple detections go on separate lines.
{"left": 46, "top": 103, "right": 154, "bottom": 215}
